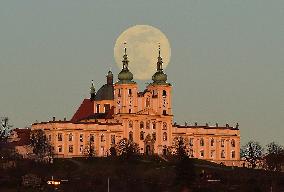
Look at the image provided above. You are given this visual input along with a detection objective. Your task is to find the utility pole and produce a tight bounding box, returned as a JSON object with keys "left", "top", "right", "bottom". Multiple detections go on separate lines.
{"left": 107, "top": 177, "right": 110, "bottom": 192}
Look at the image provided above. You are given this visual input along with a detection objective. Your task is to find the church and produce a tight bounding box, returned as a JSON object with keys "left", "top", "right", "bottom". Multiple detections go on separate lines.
{"left": 31, "top": 45, "right": 240, "bottom": 166}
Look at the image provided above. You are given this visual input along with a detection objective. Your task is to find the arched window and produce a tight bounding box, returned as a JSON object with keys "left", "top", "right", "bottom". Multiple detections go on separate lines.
{"left": 200, "top": 138, "right": 204, "bottom": 146}
{"left": 162, "top": 90, "right": 167, "bottom": 97}
{"left": 200, "top": 150, "right": 204, "bottom": 157}
{"left": 140, "top": 131, "right": 144, "bottom": 140}
{"left": 163, "top": 132, "right": 167, "bottom": 141}
{"left": 101, "top": 134, "right": 105, "bottom": 142}
{"left": 210, "top": 138, "right": 214, "bottom": 146}
{"left": 152, "top": 122, "right": 156, "bottom": 129}
{"left": 189, "top": 138, "right": 194, "bottom": 146}
{"left": 129, "top": 120, "right": 133, "bottom": 128}
{"left": 189, "top": 149, "right": 194, "bottom": 157}
{"left": 152, "top": 132, "right": 156, "bottom": 141}
{"left": 68, "top": 133, "right": 73, "bottom": 142}
{"left": 221, "top": 150, "right": 225, "bottom": 158}
{"left": 163, "top": 122, "right": 167, "bottom": 130}
{"left": 129, "top": 131, "right": 133, "bottom": 141}
{"left": 146, "top": 98, "right": 150, "bottom": 107}
{"left": 140, "top": 121, "right": 144, "bottom": 129}
{"left": 231, "top": 139, "right": 235, "bottom": 147}
{"left": 231, "top": 151, "right": 235, "bottom": 159}
{"left": 221, "top": 139, "right": 225, "bottom": 147}
{"left": 146, "top": 120, "right": 150, "bottom": 129}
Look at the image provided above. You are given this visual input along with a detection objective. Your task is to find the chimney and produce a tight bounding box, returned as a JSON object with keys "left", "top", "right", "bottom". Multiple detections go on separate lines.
{"left": 64, "top": 117, "right": 66, "bottom": 121}
{"left": 52, "top": 117, "right": 55, "bottom": 121}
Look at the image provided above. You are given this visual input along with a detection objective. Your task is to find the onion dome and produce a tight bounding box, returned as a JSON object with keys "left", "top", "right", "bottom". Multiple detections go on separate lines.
{"left": 152, "top": 44, "right": 169, "bottom": 85}
{"left": 117, "top": 43, "right": 135, "bottom": 84}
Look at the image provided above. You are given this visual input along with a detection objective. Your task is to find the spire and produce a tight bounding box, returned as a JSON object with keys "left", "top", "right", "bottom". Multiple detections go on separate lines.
{"left": 157, "top": 43, "right": 163, "bottom": 72}
{"left": 122, "top": 42, "right": 129, "bottom": 70}
{"left": 106, "top": 70, "right": 113, "bottom": 85}
{"left": 90, "top": 80, "right": 96, "bottom": 100}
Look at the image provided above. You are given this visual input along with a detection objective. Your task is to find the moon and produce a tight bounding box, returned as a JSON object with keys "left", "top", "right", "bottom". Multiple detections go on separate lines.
{"left": 114, "top": 25, "right": 171, "bottom": 80}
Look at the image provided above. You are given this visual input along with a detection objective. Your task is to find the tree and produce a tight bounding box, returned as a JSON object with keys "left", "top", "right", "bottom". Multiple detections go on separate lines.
{"left": 264, "top": 142, "right": 284, "bottom": 171}
{"left": 84, "top": 139, "right": 96, "bottom": 158}
{"left": 171, "top": 136, "right": 188, "bottom": 159}
{"left": 109, "top": 146, "right": 117, "bottom": 156}
{"left": 0, "top": 117, "right": 15, "bottom": 159}
{"left": 115, "top": 138, "right": 139, "bottom": 159}
{"left": 241, "top": 141, "right": 263, "bottom": 169}
{"left": 0, "top": 117, "right": 13, "bottom": 141}
{"left": 30, "top": 129, "right": 53, "bottom": 161}
{"left": 171, "top": 137, "right": 196, "bottom": 188}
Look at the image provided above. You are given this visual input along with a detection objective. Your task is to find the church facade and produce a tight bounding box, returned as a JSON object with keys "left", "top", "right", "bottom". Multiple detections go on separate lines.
{"left": 31, "top": 46, "right": 240, "bottom": 166}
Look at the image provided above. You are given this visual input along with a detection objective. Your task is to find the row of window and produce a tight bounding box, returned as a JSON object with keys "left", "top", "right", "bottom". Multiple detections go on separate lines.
{"left": 139, "top": 131, "right": 167, "bottom": 141}
{"left": 135, "top": 121, "right": 167, "bottom": 130}
{"left": 189, "top": 149, "right": 236, "bottom": 159}
{"left": 116, "top": 89, "right": 167, "bottom": 97}
{"left": 189, "top": 138, "right": 236, "bottom": 148}
{"left": 56, "top": 133, "right": 106, "bottom": 142}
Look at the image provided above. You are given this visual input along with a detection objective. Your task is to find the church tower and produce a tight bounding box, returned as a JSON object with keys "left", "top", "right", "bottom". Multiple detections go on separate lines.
{"left": 114, "top": 43, "right": 138, "bottom": 114}
{"left": 147, "top": 44, "right": 172, "bottom": 116}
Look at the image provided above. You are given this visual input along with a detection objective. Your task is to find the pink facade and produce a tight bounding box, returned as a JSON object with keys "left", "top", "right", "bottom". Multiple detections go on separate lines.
{"left": 31, "top": 46, "right": 240, "bottom": 166}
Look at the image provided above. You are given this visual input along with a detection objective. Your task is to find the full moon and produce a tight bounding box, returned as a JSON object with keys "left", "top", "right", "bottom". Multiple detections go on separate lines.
{"left": 114, "top": 25, "right": 171, "bottom": 80}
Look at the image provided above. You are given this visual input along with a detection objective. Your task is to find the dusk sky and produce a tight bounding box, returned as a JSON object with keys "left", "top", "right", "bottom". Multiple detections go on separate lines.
{"left": 0, "top": 0, "right": 283, "bottom": 145}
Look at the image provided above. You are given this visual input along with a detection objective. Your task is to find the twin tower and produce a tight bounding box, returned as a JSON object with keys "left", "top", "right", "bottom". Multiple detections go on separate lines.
{"left": 90, "top": 44, "right": 172, "bottom": 117}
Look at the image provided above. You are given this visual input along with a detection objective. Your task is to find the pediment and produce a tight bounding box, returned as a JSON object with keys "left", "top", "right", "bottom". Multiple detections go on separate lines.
{"left": 136, "top": 107, "right": 158, "bottom": 115}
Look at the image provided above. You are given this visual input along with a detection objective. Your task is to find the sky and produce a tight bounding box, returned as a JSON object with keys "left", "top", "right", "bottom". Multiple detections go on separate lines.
{"left": 0, "top": 0, "right": 283, "bottom": 146}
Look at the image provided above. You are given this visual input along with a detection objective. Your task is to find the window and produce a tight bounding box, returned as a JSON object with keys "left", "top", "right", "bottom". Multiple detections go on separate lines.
{"left": 69, "top": 145, "right": 73, "bottom": 153}
{"left": 163, "top": 132, "right": 167, "bottom": 141}
{"left": 128, "top": 89, "right": 132, "bottom": 96}
{"left": 80, "top": 134, "right": 83, "bottom": 142}
{"left": 146, "top": 121, "right": 150, "bottom": 129}
{"left": 146, "top": 98, "right": 150, "bottom": 107}
{"left": 152, "top": 132, "right": 156, "bottom": 141}
{"left": 104, "top": 104, "right": 110, "bottom": 113}
{"left": 163, "top": 110, "right": 167, "bottom": 115}
{"left": 90, "top": 134, "right": 94, "bottom": 142}
{"left": 231, "top": 151, "right": 235, "bottom": 159}
{"left": 163, "top": 122, "right": 167, "bottom": 130}
{"left": 118, "top": 89, "right": 121, "bottom": 97}
{"left": 162, "top": 90, "right": 167, "bottom": 97}
{"left": 80, "top": 145, "right": 83, "bottom": 153}
{"left": 200, "top": 150, "right": 204, "bottom": 158}
{"left": 111, "top": 135, "right": 115, "bottom": 145}
{"left": 129, "top": 131, "right": 133, "bottom": 141}
{"left": 140, "top": 131, "right": 144, "bottom": 140}
{"left": 221, "top": 150, "right": 225, "bottom": 158}
{"left": 210, "top": 150, "right": 215, "bottom": 158}
{"left": 96, "top": 104, "right": 100, "bottom": 113}
{"left": 48, "top": 134, "right": 51, "bottom": 141}
{"left": 68, "top": 133, "right": 73, "bottom": 142}
{"left": 200, "top": 138, "right": 204, "bottom": 146}
{"left": 129, "top": 120, "right": 133, "bottom": 128}
{"left": 189, "top": 138, "right": 194, "bottom": 146}
{"left": 140, "top": 121, "right": 144, "bottom": 129}
{"left": 221, "top": 139, "right": 225, "bottom": 147}
{"left": 129, "top": 109, "right": 131, "bottom": 113}
{"left": 231, "top": 139, "right": 235, "bottom": 147}
{"left": 152, "top": 122, "right": 156, "bottom": 129}
{"left": 189, "top": 149, "right": 194, "bottom": 157}
{"left": 58, "top": 133, "right": 62, "bottom": 141}
{"left": 210, "top": 138, "right": 214, "bottom": 146}
{"left": 101, "top": 134, "right": 105, "bottom": 142}
{"left": 58, "top": 145, "right": 62, "bottom": 153}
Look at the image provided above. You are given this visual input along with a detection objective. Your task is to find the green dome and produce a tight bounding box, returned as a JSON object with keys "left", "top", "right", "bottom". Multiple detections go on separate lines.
{"left": 118, "top": 69, "right": 134, "bottom": 83}
{"left": 152, "top": 71, "right": 167, "bottom": 84}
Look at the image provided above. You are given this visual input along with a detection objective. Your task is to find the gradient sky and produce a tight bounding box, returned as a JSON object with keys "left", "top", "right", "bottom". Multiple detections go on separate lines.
{"left": 0, "top": 0, "right": 283, "bottom": 146}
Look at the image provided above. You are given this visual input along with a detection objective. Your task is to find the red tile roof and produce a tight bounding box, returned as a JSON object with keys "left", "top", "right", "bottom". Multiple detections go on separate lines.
{"left": 9, "top": 128, "right": 31, "bottom": 146}
{"left": 71, "top": 99, "right": 95, "bottom": 122}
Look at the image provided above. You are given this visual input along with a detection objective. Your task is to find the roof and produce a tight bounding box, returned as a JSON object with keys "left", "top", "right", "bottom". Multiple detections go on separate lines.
{"left": 174, "top": 124, "right": 239, "bottom": 130}
{"left": 71, "top": 99, "right": 95, "bottom": 122}
{"left": 8, "top": 128, "right": 31, "bottom": 146}
{"left": 95, "top": 84, "right": 114, "bottom": 101}
{"left": 82, "top": 106, "right": 115, "bottom": 120}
